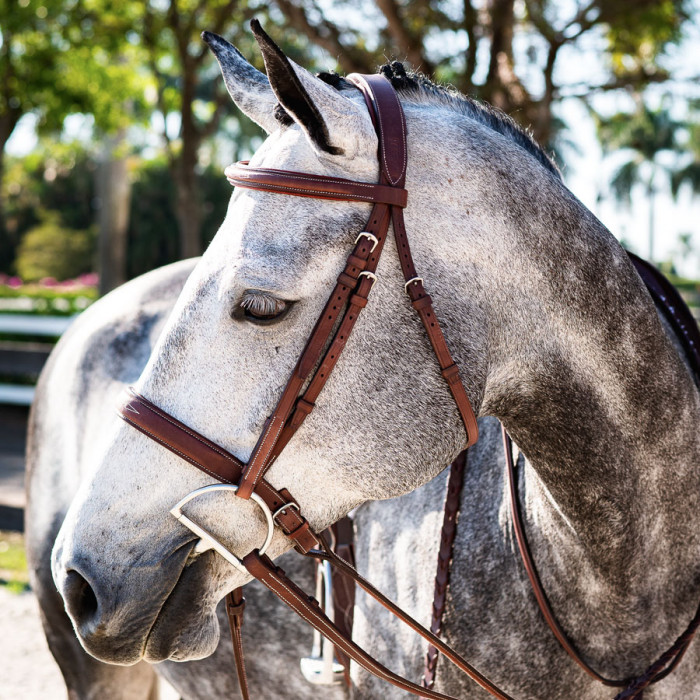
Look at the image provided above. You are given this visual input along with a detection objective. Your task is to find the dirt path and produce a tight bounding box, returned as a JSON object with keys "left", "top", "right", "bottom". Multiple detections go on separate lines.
{"left": 0, "top": 587, "right": 179, "bottom": 700}
{"left": 0, "top": 586, "right": 65, "bottom": 699}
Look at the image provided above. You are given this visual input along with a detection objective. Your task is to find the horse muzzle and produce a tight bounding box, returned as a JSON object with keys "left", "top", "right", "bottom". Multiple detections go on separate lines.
{"left": 51, "top": 523, "right": 218, "bottom": 664}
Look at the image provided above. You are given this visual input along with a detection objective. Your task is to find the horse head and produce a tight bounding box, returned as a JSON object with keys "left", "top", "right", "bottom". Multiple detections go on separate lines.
{"left": 51, "top": 22, "right": 500, "bottom": 665}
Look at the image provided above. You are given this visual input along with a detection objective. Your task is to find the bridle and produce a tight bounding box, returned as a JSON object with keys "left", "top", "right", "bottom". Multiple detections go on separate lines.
{"left": 117, "top": 73, "right": 700, "bottom": 699}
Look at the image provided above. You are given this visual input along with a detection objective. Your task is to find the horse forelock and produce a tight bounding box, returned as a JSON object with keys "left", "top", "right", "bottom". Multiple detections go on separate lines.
{"left": 272, "top": 62, "right": 560, "bottom": 180}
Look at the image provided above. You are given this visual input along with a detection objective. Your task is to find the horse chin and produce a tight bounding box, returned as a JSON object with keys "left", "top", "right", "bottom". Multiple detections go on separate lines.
{"left": 142, "top": 551, "right": 223, "bottom": 663}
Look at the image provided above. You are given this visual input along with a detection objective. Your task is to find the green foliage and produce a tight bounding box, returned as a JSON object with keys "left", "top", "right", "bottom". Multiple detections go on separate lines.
{"left": 0, "top": 283, "right": 97, "bottom": 315}
{"left": 0, "top": 531, "right": 29, "bottom": 593}
{"left": 0, "top": 0, "right": 149, "bottom": 139}
{"left": 15, "top": 213, "right": 96, "bottom": 282}
{"left": 1, "top": 141, "right": 96, "bottom": 272}
{"left": 127, "top": 156, "right": 231, "bottom": 278}
{"left": 604, "top": 0, "right": 688, "bottom": 79}
{"left": 596, "top": 103, "right": 686, "bottom": 205}
{"left": 2, "top": 145, "right": 232, "bottom": 281}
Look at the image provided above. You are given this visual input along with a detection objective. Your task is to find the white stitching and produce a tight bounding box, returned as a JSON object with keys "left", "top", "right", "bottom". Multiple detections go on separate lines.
{"left": 138, "top": 400, "right": 244, "bottom": 467}
{"left": 229, "top": 180, "right": 403, "bottom": 205}
{"left": 119, "top": 416, "right": 234, "bottom": 485}
{"left": 230, "top": 167, "right": 377, "bottom": 189}
{"left": 244, "top": 417, "right": 285, "bottom": 488}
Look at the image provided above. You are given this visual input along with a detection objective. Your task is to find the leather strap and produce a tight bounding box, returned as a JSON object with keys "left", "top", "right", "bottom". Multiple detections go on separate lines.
{"left": 503, "top": 426, "right": 700, "bottom": 696}
{"left": 225, "top": 162, "right": 408, "bottom": 207}
{"left": 330, "top": 518, "right": 356, "bottom": 684}
{"left": 225, "top": 588, "right": 249, "bottom": 700}
{"left": 423, "top": 451, "right": 468, "bottom": 689}
{"left": 628, "top": 252, "right": 700, "bottom": 386}
{"left": 118, "top": 391, "right": 321, "bottom": 553}
{"left": 242, "top": 545, "right": 514, "bottom": 700}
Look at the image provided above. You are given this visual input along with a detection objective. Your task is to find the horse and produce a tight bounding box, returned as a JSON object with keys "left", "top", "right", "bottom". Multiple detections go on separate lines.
{"left": 25, "top": 258, "right": 353, "bottom": 698}
{"left": 25, "top": 255, "right": 453, "bottom": 698}
{"left": 36, "top": 20, "right": 700, "bottom": 698}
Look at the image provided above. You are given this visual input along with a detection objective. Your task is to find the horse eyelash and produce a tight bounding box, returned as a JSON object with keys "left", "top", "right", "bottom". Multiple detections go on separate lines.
{"left": 240, "top": 291, "right": 288, "bottom": 316}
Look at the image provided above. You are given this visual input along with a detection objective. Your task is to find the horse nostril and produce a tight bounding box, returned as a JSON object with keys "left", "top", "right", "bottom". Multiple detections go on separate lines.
{"left": 63, "top": 569, "right": 99, "bottom": 625}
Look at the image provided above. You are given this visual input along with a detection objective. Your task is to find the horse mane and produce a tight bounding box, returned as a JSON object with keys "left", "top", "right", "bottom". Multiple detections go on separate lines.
{"left": 273, "top": 61, "right": 560, "bottom": 179}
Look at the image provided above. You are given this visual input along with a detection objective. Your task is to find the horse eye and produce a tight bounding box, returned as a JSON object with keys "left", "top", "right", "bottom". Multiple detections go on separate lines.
{"left": 239, "top": 291, "right": 292, "bottom": 324}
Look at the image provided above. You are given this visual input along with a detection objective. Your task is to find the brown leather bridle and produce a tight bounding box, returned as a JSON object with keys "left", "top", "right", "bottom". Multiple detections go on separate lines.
{"left": 116, "top": 73, "right": 700, "bottom": 699}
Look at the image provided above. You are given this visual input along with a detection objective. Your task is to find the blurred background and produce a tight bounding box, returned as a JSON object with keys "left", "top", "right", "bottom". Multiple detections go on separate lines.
{"left": 0, "top": 0, "right": 699, "bottom": 694}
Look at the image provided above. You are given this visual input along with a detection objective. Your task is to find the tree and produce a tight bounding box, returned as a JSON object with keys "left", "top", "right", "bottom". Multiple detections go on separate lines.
{"left": 139, "top": 0, "right": 321, "bottom": 258}
{"left": 671, "top": 101, "right": 700, "bottom": 199}
{"left": 597, "top": 103, "right": 685, "bottom": 261}
{"left": 270, "top": 0, "right": 693, "bottom": 151}
{"left": 0, "top": 0, "right": 147, "bottom": 280}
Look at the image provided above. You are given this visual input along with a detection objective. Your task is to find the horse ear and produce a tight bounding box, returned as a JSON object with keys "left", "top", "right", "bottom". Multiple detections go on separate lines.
{"left": 250, "top": 19, "right": 372, "bottom": 157}
{"left": 202, "top": 31, "right": 278, "bottom": 134}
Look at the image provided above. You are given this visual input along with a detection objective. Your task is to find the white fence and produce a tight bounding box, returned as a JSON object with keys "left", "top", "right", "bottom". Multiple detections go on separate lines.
{"left": 0, "top": 314, "right": 77, "bottom": 406}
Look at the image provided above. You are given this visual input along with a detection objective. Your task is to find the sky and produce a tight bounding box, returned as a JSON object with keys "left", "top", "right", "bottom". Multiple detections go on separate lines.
{"left": 6, "top": 2, "right": 700, "bottom": 277}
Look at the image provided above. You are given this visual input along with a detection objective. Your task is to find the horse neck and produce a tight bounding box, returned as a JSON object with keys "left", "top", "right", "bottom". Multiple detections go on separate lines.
{"left": 453, "top": 164, "right": 700, "bottom": 625}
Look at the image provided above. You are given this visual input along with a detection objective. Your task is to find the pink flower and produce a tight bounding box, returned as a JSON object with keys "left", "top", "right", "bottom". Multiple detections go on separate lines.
{"left": 40, "top": 277, "right": 58, "bottom": 287}
{"left": 7, "top": 277, "right": 22, "bottom": 289}
{"left": 79, "top": 272, "right": 99, "bottom": 287}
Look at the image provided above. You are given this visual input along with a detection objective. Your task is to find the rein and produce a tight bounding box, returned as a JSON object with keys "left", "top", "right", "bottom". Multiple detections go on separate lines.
{"left": 116, "top": 72, "right": 700, "bottom": 699}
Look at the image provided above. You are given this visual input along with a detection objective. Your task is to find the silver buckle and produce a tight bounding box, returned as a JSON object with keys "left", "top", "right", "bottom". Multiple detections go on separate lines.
{"left": 404, "top": 276, "right": 423, "bottom": 293}
{"left": 354, "top": 231, "right": 379, "bottom": 252}
{"left": 272, "top": 501, "right": 300, "bottom": 523}
{"left": 359, "top": 271, "right": 377, "bottom": 283}
{"left": 170, "top": 484, "right": 275, "bottom": 575}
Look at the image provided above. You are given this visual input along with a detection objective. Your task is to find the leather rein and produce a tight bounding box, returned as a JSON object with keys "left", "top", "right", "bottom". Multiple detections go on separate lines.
{"left": 116, "top": 73, "right": 700, "bottom": 699}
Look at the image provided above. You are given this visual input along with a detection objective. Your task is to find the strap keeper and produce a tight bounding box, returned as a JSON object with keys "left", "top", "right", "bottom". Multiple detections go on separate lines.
{"left": 226, "top": 597, "right": 246, "bottom": 619}
{"left": 411, "top": 295, "right": 433, "bottom": 311}
{"left": 349, "top": 293, "right": 368, "bottom": 308}
{"left": 337, "top": 271, "right": 358, "bottom": 289}
{"left": 347, "top": 254, "right": 367, "bottom": 271}
{"left": 287, "top": 519, "right": 321, "bottom": 553}
{"left": 295, "top": 398, "right": 315, "bottom": 416}
{"left": 441, "top": 364, "right": 460, "bottom": 384}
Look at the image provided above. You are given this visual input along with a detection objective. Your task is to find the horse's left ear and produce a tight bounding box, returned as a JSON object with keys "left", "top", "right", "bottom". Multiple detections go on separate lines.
{"left": 250, "top": 19, "right": 374, "bottom": 158}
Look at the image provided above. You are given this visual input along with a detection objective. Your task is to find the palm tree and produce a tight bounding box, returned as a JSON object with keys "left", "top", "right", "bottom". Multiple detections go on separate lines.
{"left": 671, "top": 102, "right": 700, "bottom": 201}
{"left": 596, "top": 103, "right": 685, "bottom": 261}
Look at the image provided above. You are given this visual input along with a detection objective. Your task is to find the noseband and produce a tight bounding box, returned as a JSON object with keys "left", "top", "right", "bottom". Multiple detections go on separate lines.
{"left": 117, "top": 74, "right": 700, "bottom": 699}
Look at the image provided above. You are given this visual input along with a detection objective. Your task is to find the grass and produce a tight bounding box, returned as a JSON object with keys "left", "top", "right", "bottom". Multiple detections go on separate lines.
{"left": 0, "top": 531, "right": 30, "bottom": 594}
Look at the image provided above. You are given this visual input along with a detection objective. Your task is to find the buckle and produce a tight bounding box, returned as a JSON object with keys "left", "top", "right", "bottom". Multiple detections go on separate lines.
{"left": 354, "top": 231, "right": 379, "bottom": 252}
{"left": 404, "top": 276, "right": 423, "bottom": 294}
{"left": 358, "top": 271, "right": 377, "bottom": 284}
{"left": 272, "top": 501, "right": 300, "bottom": 524}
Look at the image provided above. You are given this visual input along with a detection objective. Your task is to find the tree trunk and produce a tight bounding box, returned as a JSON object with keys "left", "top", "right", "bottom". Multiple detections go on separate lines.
{"left": 174, "top": 68, "right": 203, "bottom": 260}
{"left": 648, "top": 179, "right": 655, "bottom": 262}
{"left": 96, "top": 131, "right": 131, "bottom": 295}
{"left": 173, "top": 162, "right": 203, "bottom": 260}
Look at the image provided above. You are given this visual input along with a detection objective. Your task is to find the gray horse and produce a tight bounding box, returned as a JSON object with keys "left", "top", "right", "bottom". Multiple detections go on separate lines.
{"left": 26, "top": 258, "right": 450, "bottom": 698}
{"left": 31, "top": 22, "right": 700, "bottom": 699}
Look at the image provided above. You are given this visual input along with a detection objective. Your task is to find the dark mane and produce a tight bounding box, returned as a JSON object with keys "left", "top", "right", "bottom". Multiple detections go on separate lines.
{"left": 274, "top": 61, "right": 560, "bottom": 179}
